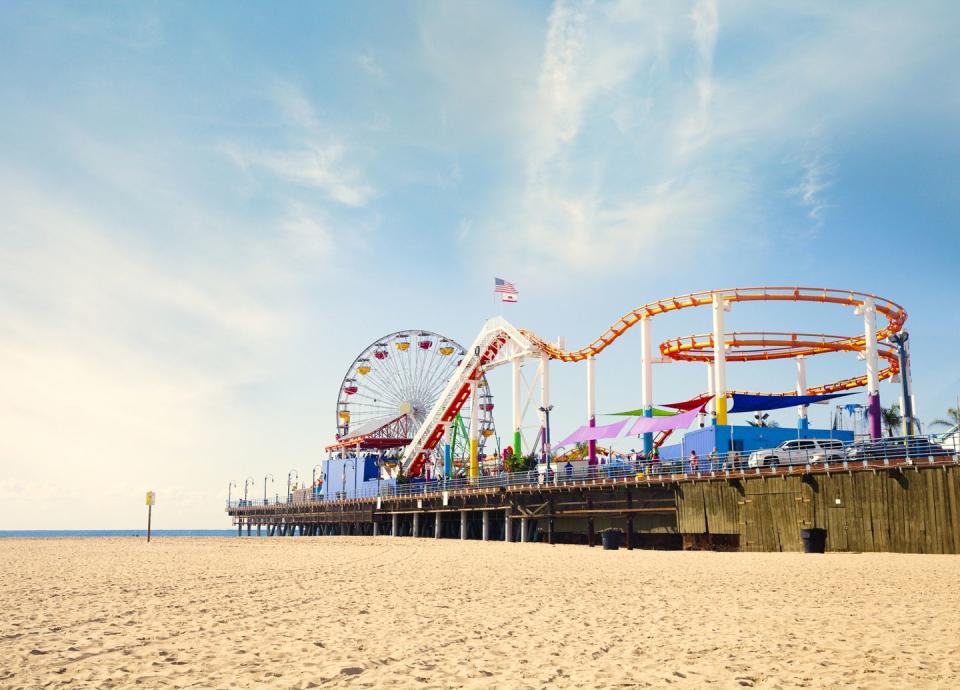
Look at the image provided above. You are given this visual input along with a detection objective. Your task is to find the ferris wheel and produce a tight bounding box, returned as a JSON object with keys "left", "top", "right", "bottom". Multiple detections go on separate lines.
{"left": 336, "top": 330, "right": 496, "bottom": 460}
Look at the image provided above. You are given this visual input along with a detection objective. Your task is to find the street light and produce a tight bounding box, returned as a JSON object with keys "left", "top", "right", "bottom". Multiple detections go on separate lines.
{"left": 539, "top": 404, "right": 554, "bottom": 476}
{"left": 287, "top": 469, "right": 299, "bottom": 502}
{"left": 244, "top": 476, "right": 255, "bottom": 505}
{"left": 227, "top": 480, "right": 237, "bottom": 506}
{"left": 264, "top": 473, "right": 274, "bottom": 504}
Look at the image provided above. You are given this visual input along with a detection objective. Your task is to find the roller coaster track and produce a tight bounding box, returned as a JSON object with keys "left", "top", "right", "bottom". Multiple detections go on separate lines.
{"left": 401, "top": 287, "right": 906, "bottom": 474}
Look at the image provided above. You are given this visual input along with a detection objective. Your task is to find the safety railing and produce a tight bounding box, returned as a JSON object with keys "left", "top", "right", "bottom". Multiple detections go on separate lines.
{"left": 227, "top": 434, "right": 959, "bottom": 509}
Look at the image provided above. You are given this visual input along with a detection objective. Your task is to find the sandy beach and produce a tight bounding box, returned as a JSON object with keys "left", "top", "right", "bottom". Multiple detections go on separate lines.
{"left": 2, "top": 538, "right": 958, "bottom": 689}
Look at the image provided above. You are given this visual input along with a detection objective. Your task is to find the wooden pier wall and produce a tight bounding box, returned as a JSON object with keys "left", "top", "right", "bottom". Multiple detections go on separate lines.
{"left": 227, "top": 460, "right": 960, "bottom": 554}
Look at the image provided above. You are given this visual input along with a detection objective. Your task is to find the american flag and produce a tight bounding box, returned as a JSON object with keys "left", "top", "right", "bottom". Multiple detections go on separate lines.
{"left": 494, "top": 277, "right": 518, "bottom": 295}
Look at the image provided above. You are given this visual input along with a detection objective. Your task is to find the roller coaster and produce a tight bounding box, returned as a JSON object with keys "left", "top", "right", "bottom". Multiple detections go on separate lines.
{"left": 396, "top": 287, "right": 906, "bottom": 477}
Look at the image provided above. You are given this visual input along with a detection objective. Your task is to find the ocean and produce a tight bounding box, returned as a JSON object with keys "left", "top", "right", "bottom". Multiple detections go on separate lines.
{"left": 0, "top": 530, "right": 238, "bottom": 538}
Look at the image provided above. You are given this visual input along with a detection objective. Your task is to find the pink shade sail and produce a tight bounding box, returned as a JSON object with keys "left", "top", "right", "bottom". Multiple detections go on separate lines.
{"left": 554, "top": 418, "right": 630, "bottom": 448}
{"left": 627, "top": 406, "right": 704, "bottom": 435}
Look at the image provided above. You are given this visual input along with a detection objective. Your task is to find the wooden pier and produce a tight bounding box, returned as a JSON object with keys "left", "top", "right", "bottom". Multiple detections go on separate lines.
{"left": 227, "top": 456, "right": 960, "bottom": 554}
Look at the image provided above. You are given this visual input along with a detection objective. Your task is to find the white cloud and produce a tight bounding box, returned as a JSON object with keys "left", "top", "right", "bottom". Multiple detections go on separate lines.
{"left": 224, "top": 83, "right": 375, "bottom": 207}
{"left": 356, "top": 49, "right": 386, "bottom": 80}
{"left": 789, "top": 153, "right": 832, "bottom": 223}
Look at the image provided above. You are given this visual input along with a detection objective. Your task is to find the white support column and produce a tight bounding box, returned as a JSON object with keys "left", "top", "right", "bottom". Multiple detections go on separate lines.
{"left": 391, "top": 513, "right": 398, "bottom": 537}
{"left": 859, "top": 297, "right": 882, "bottom": 439}
{"left": 482, "top": 510, "right": 490, "bottom": 541}
{"left": 712, "top": 294, "right": 729, "bottom": 425}
{"left": 520, "top": 517, "right": 528, "bottom": 543}
{"left": 412, "top": 512, "right": 419, "bottom": 538}
{"left": 373, "top": 521, "right": 379, "bottom": 537}
{"left": 540, "top": 352, "right": 550, "bottom": 462}
{"left": 587, "top": 355, "right": 597, "bottom": 462}
{"left": 435, "top": 511, "right": 442, "bottom": 539}
{"left": 640, "top": 316, "right": 654, "bottom": 452}
{"left": 504, "top": 512, "right": 512, "bottom": 542}
{"left": 512, "top": 356, "right": 522, "bottom": 457}
{"left": 460, "top": 510, "right": 468, "bottom": 540}
{"left": 796, "top": 355, "right": 809, "bottom": 430}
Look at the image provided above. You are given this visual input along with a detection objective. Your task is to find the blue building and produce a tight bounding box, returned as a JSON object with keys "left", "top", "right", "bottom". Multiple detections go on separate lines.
{"left": 659, "top": 424, "right": 853, "bottom": 461}
{"left": 321, "top": 455, "right": 394, "bottom": 499}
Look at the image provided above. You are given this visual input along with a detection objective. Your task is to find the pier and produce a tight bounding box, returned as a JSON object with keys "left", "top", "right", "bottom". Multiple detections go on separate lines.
{"left": 228, "top": 453, "right": 960, "bottom": 554}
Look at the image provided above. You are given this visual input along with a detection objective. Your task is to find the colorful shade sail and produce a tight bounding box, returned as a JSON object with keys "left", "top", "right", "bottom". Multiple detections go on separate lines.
{"left": 661, "top": 393, "right": 715, "bottom": 411}
{"left": 554, "top": 419, "right": 631, "bottom": 448}
{"left": 607, "top": 407, "right": 678, "bottom": 417}
{"left": 727, "top": 392, "right": 855, "bottom": 414}
{"left": 627, "top": 406, "right": 704, "bottom": 435}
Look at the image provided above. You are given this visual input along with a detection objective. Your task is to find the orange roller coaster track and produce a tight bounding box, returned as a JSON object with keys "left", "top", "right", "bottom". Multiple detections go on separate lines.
{"left": 520, "top": 286, "right": 906, "bottom": 396}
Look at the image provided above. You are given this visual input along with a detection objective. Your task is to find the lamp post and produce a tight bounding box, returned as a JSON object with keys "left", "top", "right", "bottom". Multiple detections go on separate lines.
{"left": 263, "top": 473, "right": 274, "bottom": 504}
{"left": 539, "top": 404, "right": 554, "bottom": 477}
{"left": 287, "top": 469, "right": 299, "bottom": 503}
{"left": 244, "top": 476, "right": 254, "bottom": 505}
{"left": 888, "top": 331, "right": 913, "bottom": 436}
{"left": 227, "top": 480, "right": 236, "bottom": 506}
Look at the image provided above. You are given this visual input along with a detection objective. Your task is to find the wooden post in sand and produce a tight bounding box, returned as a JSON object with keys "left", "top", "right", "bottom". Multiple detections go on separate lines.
{"left": 145, "top": 491, "right": 155, "bottom": 542}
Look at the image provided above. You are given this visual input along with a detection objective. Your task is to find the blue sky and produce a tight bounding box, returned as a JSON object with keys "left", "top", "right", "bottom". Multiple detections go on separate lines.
{"left": 1, "top": 1, "right": 958, "bottom": 528}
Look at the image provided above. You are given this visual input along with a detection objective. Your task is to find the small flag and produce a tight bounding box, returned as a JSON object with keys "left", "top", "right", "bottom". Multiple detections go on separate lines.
{"left": 502, "top": 293, "right": 518, "bottom": 303}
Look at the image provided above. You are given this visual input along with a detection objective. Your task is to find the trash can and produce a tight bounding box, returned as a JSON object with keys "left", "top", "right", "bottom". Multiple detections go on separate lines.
{"left": 601, "top": 529, "right": 623, "bottom": 551}
{"left": 800, "top": 528, "right": 827, "bottom": 553}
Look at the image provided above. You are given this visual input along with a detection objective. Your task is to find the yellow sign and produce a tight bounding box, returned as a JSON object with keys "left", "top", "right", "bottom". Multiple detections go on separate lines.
{"left": 146, "top": 491, "right": 156, "bottom": 506}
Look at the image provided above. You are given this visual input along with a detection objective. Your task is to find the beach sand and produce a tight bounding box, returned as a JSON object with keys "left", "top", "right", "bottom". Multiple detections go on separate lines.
{"left": 2, "top": 537, "right": 959, "bottom": 689}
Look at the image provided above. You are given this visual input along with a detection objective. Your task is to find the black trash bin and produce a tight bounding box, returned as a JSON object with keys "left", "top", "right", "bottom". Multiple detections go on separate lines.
{"left": 800, "top": 528, "right": 827, "bottom": 553}
{"left": 601, "top": 529, "right": 623, "bottom": 551}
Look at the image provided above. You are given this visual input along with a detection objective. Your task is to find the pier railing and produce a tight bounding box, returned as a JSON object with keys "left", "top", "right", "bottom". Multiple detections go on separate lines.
{"left": 227, "top": 434, "right": 959, "bottom": 509}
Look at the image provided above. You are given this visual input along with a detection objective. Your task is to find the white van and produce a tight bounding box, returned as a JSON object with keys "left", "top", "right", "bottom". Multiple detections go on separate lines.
{"left": 747, "top": 438, "right": 846, "bottom": 467}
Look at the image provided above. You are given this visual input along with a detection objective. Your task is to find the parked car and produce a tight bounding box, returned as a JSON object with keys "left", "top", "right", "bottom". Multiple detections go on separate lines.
{"left": 845, "top": 436, "right": 951, "bottom": 462}
{"left": 748, "top": 438, "right": 846, "bottom": 467}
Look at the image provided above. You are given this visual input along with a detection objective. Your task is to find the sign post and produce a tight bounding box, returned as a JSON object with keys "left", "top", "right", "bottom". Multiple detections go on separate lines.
{"left": 145, "top": 491, "right": 156, "bottom": 542}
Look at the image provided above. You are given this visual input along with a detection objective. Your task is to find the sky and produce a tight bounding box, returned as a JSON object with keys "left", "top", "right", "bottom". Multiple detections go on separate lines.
{"left": 1, "top": 1, "right": 959, "bottom": 529}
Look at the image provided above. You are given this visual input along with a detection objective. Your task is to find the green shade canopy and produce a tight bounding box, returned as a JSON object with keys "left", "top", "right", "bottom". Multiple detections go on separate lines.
{"left": 607, "top": 407, "right": 677, "bottom": 417}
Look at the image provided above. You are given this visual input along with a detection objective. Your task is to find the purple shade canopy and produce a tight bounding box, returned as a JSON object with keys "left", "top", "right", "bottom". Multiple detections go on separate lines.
{"left": 627, "top": 407, "right": 704, "bottom": 435}
{"left": 554, "top": 418, "right": 631, "bottom": 448}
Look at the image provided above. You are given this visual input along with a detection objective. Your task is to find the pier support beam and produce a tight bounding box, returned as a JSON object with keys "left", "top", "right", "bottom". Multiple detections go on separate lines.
{"left": 391, "top": 513, "right": 398, "bottom": 537}
{"left": 247, "top": 522, "right": 251, "bottom": 537}
{"left": 587, "top": 498, "right": 595, "bottom": 547}
{"left": 482, "top": 511, "right": 490, "bottom": 541}
{"left": 460, "top": 510, "right": 468, "bottom": 540}
{"left": 625, "top": 491, "right": 634, "bottom": 550}
{"left": 435, "top": 511, "right": 442, "bottom": 539}
{"left": 257, "top": 524, "right": 261, "bottom": 537}
{"left": 547, "top": 498, "right": 554, "bottom": 545}
{"left": 520, "top": 517, "right": 528, "bottom": 543}
{"left": 238, "top": 521, "right": 242, "bottom": 537}
{"left": 412, "top": 512, "right": 420, "bottom": 538}
{"left": 505, "top": 512, "right": 512, "bottom": 542}
{"left": 372, "top": 520, "right": 379, "bottom": 537}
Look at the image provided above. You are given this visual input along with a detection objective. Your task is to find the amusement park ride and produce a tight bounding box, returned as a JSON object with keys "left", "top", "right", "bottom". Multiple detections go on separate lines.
{"left": 326, "top": 287, "right": 909, "bottom": 481}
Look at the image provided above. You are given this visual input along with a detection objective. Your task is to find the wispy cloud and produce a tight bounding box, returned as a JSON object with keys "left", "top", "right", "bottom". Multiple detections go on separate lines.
{"left": 224, "top": 82, "right": 375, "bottom": 207}
{"left": 789, "top": 153, "right": 832, "bottom": 223}
{"left": 356, "top": 49, "right": 386, "bottom": 80}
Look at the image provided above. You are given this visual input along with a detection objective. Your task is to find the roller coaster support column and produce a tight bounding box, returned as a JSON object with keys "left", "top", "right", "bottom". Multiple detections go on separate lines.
{"left": 540, "top": 352, "right": 550, "bottom": 465}
{"left": 712, "top": 294, "right": 730, "bottom": 425}
{"left": 469, "top": 379, "right": 480, "bottom": 479}
{"left": 796, "top": 355, "right": 809, "bottom": 431}
{"left": 512, "top": 357, "right": 522, "bottom": 460}
{"left": 587, "top": 355, "right": 597, "bottom": 463}
{"left": 857, "top": 297, "right": 882, "bottom": 439}
{"left": 640, "top": 316, "right": 653, "bottom": 453}
{"left": 443, "top": 421, "right": 452, "bottom": 480}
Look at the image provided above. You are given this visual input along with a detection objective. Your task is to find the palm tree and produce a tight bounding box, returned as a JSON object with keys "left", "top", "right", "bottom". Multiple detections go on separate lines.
{"left": 930, "top": 407, "right": 960, "bottom": 429}
{"left": 880, "top": 404, "right": 902, "bottom": 437}
{"left": 880, "top": 404, "right": 921, "bottom": 437}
